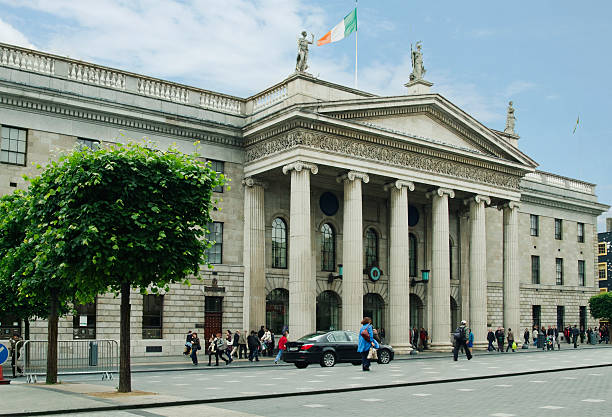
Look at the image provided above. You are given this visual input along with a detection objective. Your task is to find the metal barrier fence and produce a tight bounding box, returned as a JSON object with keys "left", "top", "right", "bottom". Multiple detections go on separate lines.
{"left": 17, "top": 340, "right": 118, "bottom": 383}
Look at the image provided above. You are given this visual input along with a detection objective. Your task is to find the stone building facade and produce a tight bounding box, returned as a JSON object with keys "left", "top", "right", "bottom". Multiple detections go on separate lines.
{"left": 0, "top": 43, "right": 608, "bottom": 355}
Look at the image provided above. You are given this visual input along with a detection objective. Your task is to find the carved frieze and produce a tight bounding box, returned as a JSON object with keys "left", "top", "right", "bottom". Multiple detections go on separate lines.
{"left": 246, "top": 129, "right": 521, "bottom": 189}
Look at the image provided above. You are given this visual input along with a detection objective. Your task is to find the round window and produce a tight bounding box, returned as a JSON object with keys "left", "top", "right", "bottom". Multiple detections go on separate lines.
{"left": 319, "top": 192, "right": 339, "bottom": 216}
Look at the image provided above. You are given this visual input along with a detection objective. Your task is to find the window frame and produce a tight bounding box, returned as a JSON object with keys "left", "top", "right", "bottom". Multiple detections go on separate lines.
{"left": 577, "top": 223, "right": 585, "bottom": 243}
{"left": 531, "top": 255, "right": 540, "bottom": 284}
{"left": 364, "top": 228, "right": 378, "bottom": 269}
{"left": 320, "top": 223, "right": 336, "bottom": 272}
{"left": 205, "top": 222, "right": 223, "bottom": 264}
{"left": 271, "top": 217, "right": 288, "bottom": 269}
{"left": 409, "top": 233, "right": 418, "bottom": 278}
{"left": 599, "top": 243, "right": 607, "bottom": 255}
{"left": 76, "top": 137, "right": 100, "bottom": 151}
{"left": 554, "top": 218, "right": 563, "bottom": 240}
{"left": 578, "top": 260, "right": 585, "bottom": 286}
{"left": 0, "top": 125, "right": 28, "bottom": 166}
{"left": 530, "top": 214, "right": 539, "bottom": 237}
{"left": 72, "top": 300, "right": 97, "bottom": 340}
{"left": 555, "top": 258, "right": 564, "bottom": 285}
{"left": 142, "top": 294, "right": 164, "bottom": 339}
{"left": 599, "top": 262, "right": 608, "bottom": 280}
{"left": 207, "top": 159, "right": 224, "bottom": 193}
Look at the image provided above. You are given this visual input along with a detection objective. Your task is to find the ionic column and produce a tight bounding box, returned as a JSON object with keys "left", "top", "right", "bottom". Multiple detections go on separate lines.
{"left": 385, "top": 180, "right": 415, "bottom": 353}
{"left": 338, "top": 171, "right": 369, "bottom": 333}
{"left": 283, "top": 161, "right": 318, "bottom": 339}
{"left": 427, "top": 187, "right": 455, "bottom": 350}
{"left": 466, "top": 195, "right": 491, "bottom": 347}
{"left": 502, "top": 201, "right": 520, "bottom": 335}
{"left": 242, "top": 177, "right": 266, "bottom": 332}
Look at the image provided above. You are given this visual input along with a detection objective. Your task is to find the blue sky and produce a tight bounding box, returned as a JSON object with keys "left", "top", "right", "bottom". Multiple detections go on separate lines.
{"left": 0, "top": 0, "right": 610, "bottom": 228}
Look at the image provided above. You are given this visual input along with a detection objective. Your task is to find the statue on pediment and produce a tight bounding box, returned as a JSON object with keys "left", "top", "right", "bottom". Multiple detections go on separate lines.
{"left": 296, "top": 31, "right": 314, "bottom": 73}
{"left": 410, "top": 41, "right": 426, "bottom": 81}
{"left": 504, "top": 101, "right": 516, "bottom": 134}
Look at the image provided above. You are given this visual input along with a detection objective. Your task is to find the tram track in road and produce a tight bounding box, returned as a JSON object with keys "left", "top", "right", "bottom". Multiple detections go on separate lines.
{"left": 4, "top": 361, "right": 612, "bottom": 417}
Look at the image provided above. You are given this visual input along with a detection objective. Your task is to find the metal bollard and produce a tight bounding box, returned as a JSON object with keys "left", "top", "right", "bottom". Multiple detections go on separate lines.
{"left": 88, "top": 341, "right": 98, "bottom": 367}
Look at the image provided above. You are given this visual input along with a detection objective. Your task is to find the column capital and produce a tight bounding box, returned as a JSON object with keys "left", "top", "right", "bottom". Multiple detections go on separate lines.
{"left": 242, "top": 176, "right": 268, "bottom": 189}
{"left": 384, "top": 179, "right": 415, "bottom": 192}
{"left": 425, "top": 187, "right": 455, "bottom": 199}
{"left": 337, "top": 170, "right": 370, "bottom": 184}
{"left": 282, "top": 161, "right": 318, "bottom": 175}
{"left": 497, "top": 200, "right": 520, "bottom": 211}
{"left": 463, "top": 194, "right": 491, "bottom": 207}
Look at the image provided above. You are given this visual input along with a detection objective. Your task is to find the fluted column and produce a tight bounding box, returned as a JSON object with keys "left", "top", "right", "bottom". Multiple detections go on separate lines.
{"left": 385, "top": 180, "right": 415, "bottom": 353}
{"left": 502, "top": 201, "right": 520, "bottom": 335}
{"left": 427, "top": 187, "right": 455, "bottom": 351}
{"left": 338, "top": 171, "right": 369, "bottom": 333}
{"left": 466, "top": 194, "right": 491, "bottom": 347}
{"left": 242, "top": 177, "right": 266, "bottom": 332}
{"left": 283, "top": 161, "right": 318, "bottom": 339}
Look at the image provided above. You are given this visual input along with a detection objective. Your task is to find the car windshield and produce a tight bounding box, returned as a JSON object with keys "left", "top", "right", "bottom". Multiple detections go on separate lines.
{"left": 297, "top": 333, "right": 323, "bottom": 341}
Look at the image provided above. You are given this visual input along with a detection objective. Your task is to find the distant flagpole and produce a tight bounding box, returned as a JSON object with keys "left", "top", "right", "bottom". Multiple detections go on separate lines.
{"left": 355, "top": 0, "right": 358, "bottom": 89}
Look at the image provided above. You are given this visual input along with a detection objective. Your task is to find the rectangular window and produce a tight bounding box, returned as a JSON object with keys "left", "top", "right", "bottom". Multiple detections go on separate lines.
{"left": 207, "top": 159, "right": 224, "bottom": 193}
{"left": 142, "top": 295, "right": 163, "bottom": 339}
{"left": 531, "top": 255, "right": 540, "bottom": 284}
{"left": 73, "top": 300, "right": 96, "bottom": 339}
{"left": 0, "top": 126, "right": 27, "bottom": 166}
{"left": 577, "top": 223, "right": 585, "bottom": 243}
{"left": 532, "top": 305, "right": 541, "bottom": 329}
{"left": 580, "top": 306, "right": 587, "bottom": 331}
{"left": 599, "top": 263, "right": 608, "bottom": 280}
{"left": 556, "top": 306, "right": 564, "bottom": 331}
{"left": 578, "top": 260, "right": 585, "bottom": 286}
{"left": 599, "top": 243, "right": 607, "bottom": 255}
{"left": 554, "top": 218, "right": 562, "bottom": 240}
{"left": 205, "top": 222, "right": 223, "bottom": 264}
{"left": 76, "top": 138, "right": 100, "bottom": 150}
{"left": 0, "top": 314, "right": 20, "bottom": 338}
{"left": 601, "top": 288, "right": 609, "bottom": 293}
{"left": 556, "top": 258, "right": 564, "bottom": 285}
{"left": 530, "top": 214, "right": 539, "bottom": 236}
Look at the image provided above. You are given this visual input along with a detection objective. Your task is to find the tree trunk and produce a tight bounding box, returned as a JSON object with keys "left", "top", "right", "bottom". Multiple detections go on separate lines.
{"left": 118, "top": 282, "right": 131, "bottom": 393}
{"left": 46, "top": 296, "right": 59, "bottom": 384}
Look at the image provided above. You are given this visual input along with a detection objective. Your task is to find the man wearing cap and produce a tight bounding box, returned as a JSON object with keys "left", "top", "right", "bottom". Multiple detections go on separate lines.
{"left": 453, "top": 320, "right": 472, "bottom": 361}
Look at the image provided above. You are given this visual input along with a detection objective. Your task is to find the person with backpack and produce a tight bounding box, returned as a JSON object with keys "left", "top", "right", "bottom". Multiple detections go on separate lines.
{"left": 453, "top": 320, "right": 472, "bottom": 361}
{"left": 215, "top": 331, "right": 232, "bottom": 365}
{"left": 190, "top": 332, "right": 201, "bottom": 365}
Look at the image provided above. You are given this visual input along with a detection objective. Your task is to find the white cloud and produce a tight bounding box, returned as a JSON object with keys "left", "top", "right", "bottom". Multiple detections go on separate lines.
{"left": 504, "top": 80, "right": 536, "bottom": 97}
{"left": 0, "top": 17, "right": 35, "bottom": 49}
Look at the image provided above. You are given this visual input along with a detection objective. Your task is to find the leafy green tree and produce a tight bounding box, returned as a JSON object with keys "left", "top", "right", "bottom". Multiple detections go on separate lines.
{"left": 589, "top": 292, "right": 612, "bottom": 322}
{"left": 21, "top": 141, "right": 224, "bottom": 392}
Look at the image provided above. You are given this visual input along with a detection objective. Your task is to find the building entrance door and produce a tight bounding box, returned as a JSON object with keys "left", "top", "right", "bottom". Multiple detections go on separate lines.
{"left": 205, "top": 296, "right": 223, "bottom": 339}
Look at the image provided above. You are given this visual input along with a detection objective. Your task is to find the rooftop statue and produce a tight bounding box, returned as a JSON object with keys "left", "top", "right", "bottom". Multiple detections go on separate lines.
{"left": 296, "top": 31, "right": 314, "bottom": 73}
{"left": 410, "top": 41, "right": 426, "bottom": 81}
{"left": 504, "top": 101, "right": 516, "bottom": 134}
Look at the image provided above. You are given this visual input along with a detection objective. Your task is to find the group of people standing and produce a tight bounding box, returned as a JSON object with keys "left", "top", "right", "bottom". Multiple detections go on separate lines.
{"left": 182, "top": 326, "right": 289, "bottom": 366}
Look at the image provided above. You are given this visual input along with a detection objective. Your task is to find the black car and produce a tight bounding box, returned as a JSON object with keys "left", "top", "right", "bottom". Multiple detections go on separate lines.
{"left": 283, "top": 330, "right": 394, "bottom": 368}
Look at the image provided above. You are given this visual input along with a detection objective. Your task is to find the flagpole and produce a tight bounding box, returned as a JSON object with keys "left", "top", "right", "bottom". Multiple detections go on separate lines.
{"left": 355, "top": 0, "right": 358, "bottom": 89}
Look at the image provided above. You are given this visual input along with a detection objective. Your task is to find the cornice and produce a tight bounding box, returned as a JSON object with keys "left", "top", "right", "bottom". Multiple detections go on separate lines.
{"left": 0, "top": 90, "right": 243, "bottom": 148}
{"left": 520, "top": 193, "right": 607, "bottom": 216}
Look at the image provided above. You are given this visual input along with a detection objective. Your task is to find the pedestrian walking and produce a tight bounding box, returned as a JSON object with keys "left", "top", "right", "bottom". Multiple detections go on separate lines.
{"left": 453, "top": 320, "right": 472, "bottom": 361}
{"left": 231, "top": 330, "right": 240, "bottom": 358}
{"left": 275, "top": 331, "right": 288, "bottom": 364}
{"left": 419, "top": 328, "right": 428, "bottom": 350}
{"left": 533, "top": 327, "right": 539, "bottom": 347}
{"left": 467, "top": 329, "right": 474, "bottom": 354}
{"left": 487, "top": 328, "right": 495, "bottom": 351}
{"left": 238, "top": 330, "right": 247, "bottom": 359}
{"left": 257, "top": 325, "right": 265, "bottom": 339}
{"left": 184, "top": 330, "right": 193, "bottom": 356}
{"left": 207, "top": 334, "right": 216, "bottom": 366}
{"left": 261, "top": 328, "right": 272, "bottom": 356}
{"left": 190, "top": 332, "right": 201, "bottom": 365}
{"left": 411, "top": 327, "right": 419, "bottom": 349}
{"left": 247, "top": 330, "right": 260, "bottom": 362}
{"left": 495, "top": 327, "right": 505, "bottom": 352}
{"left": 572, "top": 325, "right": 579, "bottom": 348}
{"left": 215, "top": 332, "right": 232, "bottom": 365}
{"left": 358, "top": 317, "right": 379, "bottom": 371}
{"left": 524, "top": 328, "right": 530, "bottom": 345}
{"left": 506, "top": 328, "right": 515, "bottom": 352}
{"left": 269, "top": 330, "right": 276, "bottom": 357}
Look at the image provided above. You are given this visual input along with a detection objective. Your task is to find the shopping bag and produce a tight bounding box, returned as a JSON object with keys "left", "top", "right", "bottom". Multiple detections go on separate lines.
{"left": 367, "top": 347, "right": 378, "bottom": 360}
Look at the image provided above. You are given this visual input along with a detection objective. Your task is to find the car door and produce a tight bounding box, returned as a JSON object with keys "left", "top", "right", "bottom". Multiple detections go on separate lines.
{"left": 328, "top": 331, "right": 352, "bottom": 362}
{"left": 344, "top": 331, "right": 361, "bottom": 361}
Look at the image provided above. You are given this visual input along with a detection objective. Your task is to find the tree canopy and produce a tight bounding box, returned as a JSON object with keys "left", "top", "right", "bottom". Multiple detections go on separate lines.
{"left": 589, "top": 292, "right": 612, "bottom": 322}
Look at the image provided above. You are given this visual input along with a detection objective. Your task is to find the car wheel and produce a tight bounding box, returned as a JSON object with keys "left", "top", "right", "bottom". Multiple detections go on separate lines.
{"left": 295, "top": 362, "right": 309, "bottom": 369}
{"left": 377, "top": 349, "right": 391, "bottom": 364}
{"left": 321, "top": 352, "right": 336, "bottom": 367}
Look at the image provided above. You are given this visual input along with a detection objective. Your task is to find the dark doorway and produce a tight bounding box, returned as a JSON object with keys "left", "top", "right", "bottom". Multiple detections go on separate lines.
{"left": 316, "top": 291, "right": 341, "bottom": 331}
{"left": 266, "top": 288, "right": 289, "bottom": 334}
{"left": 363, "top": 293, "right": 384, "bottom": 329}
{"left": 205, "top": 296, "right": 223, "bottom": 339}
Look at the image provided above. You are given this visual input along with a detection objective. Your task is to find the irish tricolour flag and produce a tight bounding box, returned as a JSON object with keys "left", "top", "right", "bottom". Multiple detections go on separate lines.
{"left": 317, "top": 8, "right": 357, "bottom": 46}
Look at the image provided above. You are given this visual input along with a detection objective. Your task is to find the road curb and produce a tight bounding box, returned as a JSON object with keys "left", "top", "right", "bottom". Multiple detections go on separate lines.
{"left": 3, "top": 362, "right": 611, "bottom": 416}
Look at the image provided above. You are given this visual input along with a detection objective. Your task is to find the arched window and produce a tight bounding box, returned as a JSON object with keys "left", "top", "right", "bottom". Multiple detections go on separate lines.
{"left": 321, "top": 223, "right": 335, "bottom": 271}
{"left": 272, "top": 218, "right": 287, "bottom": 269}
{"left": 266, "top": 288, "right": 289, "bottom": 334}
{"left": 317, "top": 291, "right": 341, "bottom": 331}
{"left": 409, "top": 233, "right": 417, "bottom": 277}
{"left": 364, "top": 228, "right": 378, "bottom": 269}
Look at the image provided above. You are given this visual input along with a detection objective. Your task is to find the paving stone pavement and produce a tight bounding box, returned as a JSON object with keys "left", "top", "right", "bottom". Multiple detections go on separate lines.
{"left": 1, "top": 347, "right": 611, "bottom": 416}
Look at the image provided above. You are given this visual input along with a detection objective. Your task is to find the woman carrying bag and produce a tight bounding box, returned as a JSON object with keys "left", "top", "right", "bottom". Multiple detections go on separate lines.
{"left": 358, "top": 317, "right": 379, "bottom": 372}
{"left": 190, "top": 332, "right": 201, "bottom": 366}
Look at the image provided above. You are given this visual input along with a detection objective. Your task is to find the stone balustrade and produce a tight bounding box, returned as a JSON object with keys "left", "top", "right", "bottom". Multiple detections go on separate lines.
{"left": 200, "top": 92, "right": 242, "bottom": 115}
{"left": 68, "top": 63, "right": 126, "bottom": 89}
{"left": 524, "top": 171, "right": 594, "bottom": 194}
{"left": 0, "top": 45, "right": 55, "bottom": 75}
{"left": 137, "top": 78, "right": 189, "bottom": 104}
{"left": 252, "top": 83, "right": 288, "bottom": 112}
